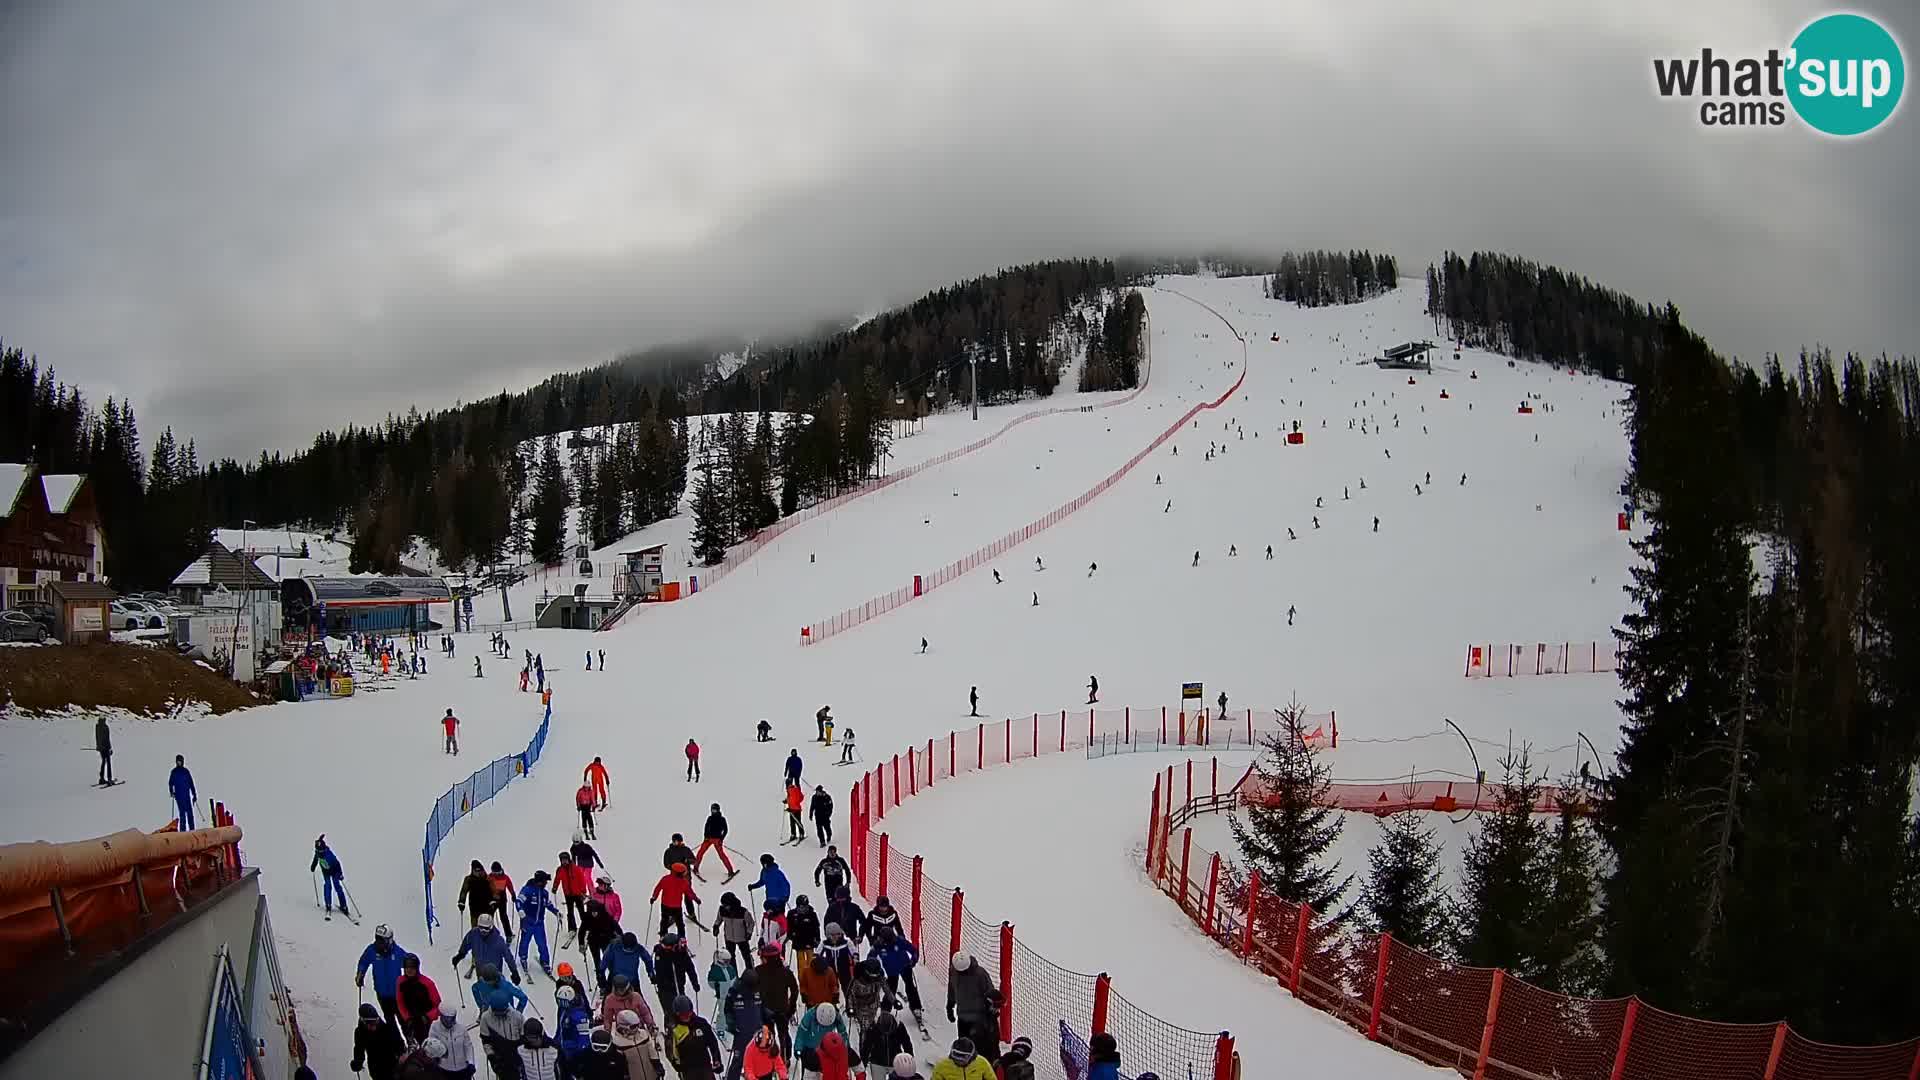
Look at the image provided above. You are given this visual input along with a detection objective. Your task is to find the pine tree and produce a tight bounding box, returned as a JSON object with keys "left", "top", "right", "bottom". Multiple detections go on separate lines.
{"left": 528, "top": 436, "right": 571, "bottom": 563}
{"left": 1357, "top": 809, "right": 1451, "bottom": 951}
{"left": 1530, "top": 794, "right": 1605, "bottom": 995}
{"left": 687, "top": 453, "right": 730, "bottom": 566}
{"left": 1229, "top": 700, "right": 1351, "bottom": 915}
{"left": 1454, "top": 750, "right": 1547, "bottom": 973}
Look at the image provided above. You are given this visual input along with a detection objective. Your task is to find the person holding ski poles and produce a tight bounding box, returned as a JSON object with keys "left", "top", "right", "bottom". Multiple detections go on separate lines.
{"left": 784, "top": 749, "right": 804, "bottom": 788}
{"left": 517, "top": 870, "right": 561, "bottom": 978}
{"left": 356, "top": 924, "right": 409, "bottom": 1028}
{"left": 747, "top": 854, "right": 791, "bottom": 916}
{"left": 809, "top": 786, "right": 834, "bottom": 847}
{"left": 312, "top": 835, "right": 348, "bottom": 918}
{"left": 557, "top": 851, "right": 593, "bottom": 938}
{"left": 784, "top": 782, "right": 806, "bottom": 843}
{"left": 442, "top": 709, "right": 460, "bottom": 755}
{"left": 576, "top": 781, "right": 598, "bottom": 839}
{"left": 686, "top": 738, "right": 702, "bottom": 782}
{"left": 696, "top": 803, "right": 736, "bottom": 878}
{"left": 652, "top": 863, "right": 701, "bottom": 939}
{"left": 168, "top": 754, "right": 197, "bottom": 830}
{"left": 584, "top": 757, "right": 611, "bottom": 809}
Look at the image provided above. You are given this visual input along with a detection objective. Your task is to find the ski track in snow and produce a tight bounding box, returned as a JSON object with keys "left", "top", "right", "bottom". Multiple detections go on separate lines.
{"left": 0, "top": 275, "right": 1632, "bottom": 1078}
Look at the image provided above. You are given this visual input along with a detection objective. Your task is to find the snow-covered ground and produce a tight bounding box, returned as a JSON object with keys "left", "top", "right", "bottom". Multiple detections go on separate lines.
{"left": 0, "top": 275, "right": 1634, "bottom": 1078}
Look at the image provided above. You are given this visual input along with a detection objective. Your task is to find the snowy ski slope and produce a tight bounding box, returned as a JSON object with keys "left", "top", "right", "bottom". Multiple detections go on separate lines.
{"left": 0, "top": 274, "right": 1635, "bottom": 1077}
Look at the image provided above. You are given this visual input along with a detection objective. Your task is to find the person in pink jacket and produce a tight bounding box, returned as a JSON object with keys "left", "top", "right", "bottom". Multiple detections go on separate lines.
{"left": 593, "top": 872, "right": 624, "bottom": 923}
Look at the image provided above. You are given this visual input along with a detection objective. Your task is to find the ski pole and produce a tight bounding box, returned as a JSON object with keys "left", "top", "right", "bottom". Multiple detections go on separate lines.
{"left": 311, "top": 870, "right": 321, "bottom": 908}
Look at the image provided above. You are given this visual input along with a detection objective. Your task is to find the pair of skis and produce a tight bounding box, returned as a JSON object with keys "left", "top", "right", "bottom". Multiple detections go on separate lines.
{"left": 313, "top": 871, "right": 362, "bottom": 924}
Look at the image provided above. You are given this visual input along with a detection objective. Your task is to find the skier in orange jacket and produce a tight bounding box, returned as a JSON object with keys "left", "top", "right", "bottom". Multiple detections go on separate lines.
{"left": 784, "top": 782, "right": 806, "bottom": 843}
{"left": 651, "top": 863, "right": 702, "bottom": 938}
{"left": 584, "top": 757, "right": 610, "bottom": 809}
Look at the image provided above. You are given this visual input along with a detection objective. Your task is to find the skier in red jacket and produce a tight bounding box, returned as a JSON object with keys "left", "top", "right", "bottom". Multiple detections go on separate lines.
{"left": 575, "top": 782, "right": 597, "bottom": 839}
{"left": 651, "top": 863, "right": 702, "bottom": 938}
{"left": 441, "top": 709, "right": 459, "bottom": 755}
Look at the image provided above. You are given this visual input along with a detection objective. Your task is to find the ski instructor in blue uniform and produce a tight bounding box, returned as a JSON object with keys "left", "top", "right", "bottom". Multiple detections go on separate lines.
{"left": 312, "top": 835, "right": 348, "bottom": 916}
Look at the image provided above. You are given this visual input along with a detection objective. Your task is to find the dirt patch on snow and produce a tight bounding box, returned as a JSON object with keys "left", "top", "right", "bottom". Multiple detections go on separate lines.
{"left": 0, "top": 643, "right": 262, "bottom": 717}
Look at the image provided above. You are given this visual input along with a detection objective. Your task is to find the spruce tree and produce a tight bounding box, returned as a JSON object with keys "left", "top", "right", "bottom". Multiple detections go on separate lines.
{"left": 1357, "top": 808, "right": 1450, "bottom": 951}
{"left": 528, "top": 436, "right": 571, "bottom": 563}
{"left": 1530, "top": 794, "right": 1605, "bottom": 995}
{"left": 687, "top": 453, "right": 730, "bottom": 566}
{"left": 1454, "top": 750, "right": 1547, "bottom": 973}
{"left": 1229, "top": 700, "right": 1351, "bottom": 916}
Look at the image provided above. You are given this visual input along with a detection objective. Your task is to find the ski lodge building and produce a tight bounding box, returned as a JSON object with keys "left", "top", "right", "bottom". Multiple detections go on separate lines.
{"left": 0, "top": 463, "right": 107, "bottom": 612}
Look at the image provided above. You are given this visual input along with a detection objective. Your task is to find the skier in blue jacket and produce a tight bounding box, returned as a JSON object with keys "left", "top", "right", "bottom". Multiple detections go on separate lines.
{"left": 310, "top": 835, "right": 347, "bottom": 916}
{"left": 516, "top": 871, "right": 561, "bottom": 976}
{"left": 553, "top": 983, "right": 594, "bottom": 1064}
{"left": 747, "top": 854, "right": 791, "bottom": 913}
{"left": 872, "top": 927, "right": 925, "bottom": 1023}
{"left": 452, "top": 915, "right": 521, "bottom": 982}
{"left": 600, "top": 930, "right": 656, "bottom": 991}
{"left": 469, "top": 963, "right": 530, "bottom": 1012}
{"left": 784, "top": 750, "right": 804, "bottom": 786}
{"left": 168, "top": 754, "right": 196, "bottom": 830}
{"left": 354, "top": 925, "right": 408, "bottom": 1027}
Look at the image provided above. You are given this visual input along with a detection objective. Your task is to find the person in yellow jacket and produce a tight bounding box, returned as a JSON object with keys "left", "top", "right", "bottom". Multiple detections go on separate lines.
{"left": 929, "top": 1036, "right": 995, "bottom": 1080}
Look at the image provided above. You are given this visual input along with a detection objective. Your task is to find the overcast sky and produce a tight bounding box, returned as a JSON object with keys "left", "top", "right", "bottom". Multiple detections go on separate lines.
{"left": 1, "top": 1, "right": 1914, "bottom": 458}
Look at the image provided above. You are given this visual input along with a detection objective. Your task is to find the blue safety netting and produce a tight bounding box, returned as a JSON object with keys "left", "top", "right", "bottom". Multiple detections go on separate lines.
{"left": 422, "top": 705, "right": 551, "bottom": 942}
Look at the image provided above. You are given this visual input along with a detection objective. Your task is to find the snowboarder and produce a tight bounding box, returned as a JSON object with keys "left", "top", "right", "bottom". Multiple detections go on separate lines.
{"left": 577, "top": 782, "right": 598, "bottom": 839}
{"left": 356, "top": 924, "right": 409, "bottom": 1027}
{"left": 968, "top": 687, "right": 979, "bottom": 717}
{"left": 697, "top": 803, "right": 736, "bottom": 878}
{"left": 652, "top": 864, "right": 701, "bottom": 939}
{"left": 785, "top": 749, "right": 804, "bottom": 787}
{"left": 1288, "top": 527, "right": 1296, "bottom": 541}
{"left": 1086, "top": 675, "right": 1098, "bottom": 705}
{"left": 94, "top": 717, "right": 113, "bottom": 785}
{"left": 442, "top": 709, "right": 460, "bottom": 755}
{"left": 585, "top": 757, "right": 611, "bottom": 809}
{"left": 312, "top": 835, "right": 347, "bottom": 917}
{"left": 517, "top": 871, "right": 561, "bottom": 975}
{"left": 168, "top": 754, "right": 197, "bottom": 831}
{"left": 757, "top": 719, "right": 774, "bottom": 743}
{"left": 810, "top": 786, "right": 834, "bottom": 846}
{"left": 784, "top": 781, "right": 806, "bottom": 843}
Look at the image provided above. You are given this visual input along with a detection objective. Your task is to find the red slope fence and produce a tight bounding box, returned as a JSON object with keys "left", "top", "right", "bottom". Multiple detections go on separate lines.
{"left": 803, "top": 290, "right": 1245, "bottom": 646}
{"left": 1465, "top": 641, "right": 1622, "bottom": 677}
{"left": 845, "top": 704, "right": 1304, "bottom": 1080}
{"left": 1147, "top": 763, "right": 1920, "bottom": 1080}
{"left": 603, "top": 298, "right": 1161, "bottom": 633}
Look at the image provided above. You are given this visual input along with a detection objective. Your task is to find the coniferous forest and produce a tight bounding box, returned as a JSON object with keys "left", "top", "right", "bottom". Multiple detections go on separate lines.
{"left": 1264, "top": 250, "right": 1400, "bottom": 307}
{"left": 1, "top": 260, "right": 1144, "bottom": 582}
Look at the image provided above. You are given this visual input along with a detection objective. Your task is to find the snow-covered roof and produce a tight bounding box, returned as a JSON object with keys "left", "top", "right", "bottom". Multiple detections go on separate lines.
{"left": 0, "top": 464, "right": 30, "bottom": 517}
{"left": 172, "top": 555, "right": 214, "bottom": 587}
{"left": 39, "top": 474, "right": 83, "bottom": 512}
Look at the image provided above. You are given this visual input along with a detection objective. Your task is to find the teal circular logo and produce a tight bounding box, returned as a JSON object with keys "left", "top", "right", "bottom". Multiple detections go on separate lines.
{"left": 1787, "top": 14, "right": 1905, "bottom": 136}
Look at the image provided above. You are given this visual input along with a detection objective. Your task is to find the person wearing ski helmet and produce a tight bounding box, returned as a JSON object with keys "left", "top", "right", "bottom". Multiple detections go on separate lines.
{"left": 707, "top": 948, "right": 740, "bottom": 1040}
{"left": 470, "top": 962, "right": 530, "bottom": 1013}
{"left": 311, "top": 835, "right": 347, "bottom": 916}
{"left": 869, "top": 927, "right": 922, "bottom": 1022}
{"left": 715, "top": 890, "right": 757, "bottom": 971}
{"left": 351, "top": 1001, "right": 406, "bottom": 1080}
{"left": 593, "top": 870, "right": 624, "bottom": 923}
{"left": 453, "top": 914, "right": 520, "bottom": 983}
{"left": 475, "top": 990, "right": 526, "bottom": 1077}
{"left": 740, "top": 1022, "right": 787, "bottom": 1080}
{"left": 663, "top": 833, "right": 696, "bottom": 872}
{"left": 556, "top": 850, "right": 593, "bottom": 932}
{"left": 611, "top": 1007, "right": 665, "bottom": 1080}
{"left": 747, "top": 854, "right": 790, "bottom": 913}
{"left": 696, "top": 802, "right": 735, "bottom": 876}
{"left": 486, "top": 862, "right": 516, "bottom": 941}
{"left": 786, "top": 895, "right": 821, "bottom": 964}
{"left": 426, "top": 1005, "right": 474, "bottom": 1078}
{"left": 652, "top": 931, "right": 699, "bottom": 1017}
{"left": 1085, "top": 1032, "right": 1121, "bottom": 1080}
{"left": 582, "top": 895, "right": 623, "bottom": 982}
{"left": 517, "top": 1016, "right": 563, "bottom": 1080}
{"left": 393, "top": 952, "right": 443, "bottom": 1045}
{"left": 889, "top": 1052, "right": 925, "bottom": 1079}
{"left": 928, "top": 1036, "right": 992, "bottom": 1080}
{"left": 356, "top": 923, "right": 409, "bottom": 1028}
{"left": 576, "top": 1026, "right": 630, "bottom": 1080}
{"left": 664, "top": 995, "right": 724, "bottom": 1080}
{"left": 599, "top": 970, "right": 655, "bottom": 1034}
{"left": 754, "top": 941, "right": 800, "bottom": 1060}
{"left": 552, "top": 983, "right": 595, "bottom": 1065}
{"left": 794, "top": 1001, "right": 849, "bottom": 1075}
{"left": 651, "top": 862, "right": 701, "bottom": 938}
{"left": 572, "top": 830, "right": 604, "bottom": 873}
{"left": 998, "top": 1036, "right": 1036, "bottom": 1080}
{"left": 817, "top": 920, "right": 856, "bottom": 990}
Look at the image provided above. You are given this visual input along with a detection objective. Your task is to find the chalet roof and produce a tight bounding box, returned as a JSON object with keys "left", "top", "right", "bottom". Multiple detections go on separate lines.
{"left": 39, "top": 474, "right": 84, "bottom": 513}
{"left": 47, "top": 580, "right": 116, "bottom": 601}
{"left": 0, "top": 464, "right": 31, "bottom": 517}
{"left": 172, "top": 541, "right": 278, "bottom": 591}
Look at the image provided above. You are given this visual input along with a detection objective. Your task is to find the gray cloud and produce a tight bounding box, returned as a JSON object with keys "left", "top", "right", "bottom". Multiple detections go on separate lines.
{"left": 2, "top": 0, "right": 1914, "bottom": 458}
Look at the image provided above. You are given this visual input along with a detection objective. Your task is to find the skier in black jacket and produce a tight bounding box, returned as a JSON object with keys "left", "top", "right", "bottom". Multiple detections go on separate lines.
{"left": 867, "top": 895, "right": 902, "bottom": 942}
{"left": 350, "top": 1002, "right": 405, "bottom": 1080}
{"left": 809, "top": 786, "right": 834, "bottom": 846}
{"left": 823, "top": 886, "right": 866, "bottom": 944}
{"left": 456, "top": 860, "right": 493, "bottom": 928}
{"left": 786, "top": 895, "right": 822, "bottom": 959}
{"left": 814, "top": 849, "right": 852, "bottom": 904}
{"left": 664, "top": 833, "right": 696, "bottom": 873}
{"left": 696, "top": 803, "right": 735, "bottom": 878}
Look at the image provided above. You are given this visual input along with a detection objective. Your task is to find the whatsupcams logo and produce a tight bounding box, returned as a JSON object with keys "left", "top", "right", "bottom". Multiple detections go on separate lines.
{"left": 1653, "top": 12, "right": 1905, "bottom": 135}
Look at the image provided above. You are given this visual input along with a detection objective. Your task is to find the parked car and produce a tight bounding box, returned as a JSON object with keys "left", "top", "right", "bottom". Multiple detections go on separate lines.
{"left": 110, "top": 600, "right": 161, "bottom": 631}
{"left": 12, "top": 600, "right": 57, "bottom": 633}
{"left": 0, "top": 610, "right": 48, "bottom": 643}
